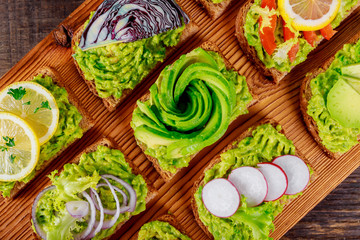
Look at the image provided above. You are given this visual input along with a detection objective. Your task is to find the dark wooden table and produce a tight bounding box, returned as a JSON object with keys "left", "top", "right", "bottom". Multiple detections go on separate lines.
{"left": 0, "top": 0, "right": 359, "bottom": 239}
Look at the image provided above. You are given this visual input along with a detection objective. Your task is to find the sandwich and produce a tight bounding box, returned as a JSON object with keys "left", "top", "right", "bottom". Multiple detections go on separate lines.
{"left": 196, "top": 0, "right": 235, "bottom": 19}
{"left": 31, "top": 138, "right": 155, "bottom": 240}
{"left": 300, "top": 34, "right": 360, "bottom": 158}
{"left": 235, "top": 0, "right": 360, "bottom": 83}
{"left": 0, "top": 67, "right": 93, "bottom": 198}
{"left": 192, "top": 119, "right": 314, "bottom": 239}
{"left": 130, "top": 41, "right": 254, "bottom": 181}
{"left": 72, "top": 0, "right": 198, "bottom": 111}
{"left": 135, "top": 214, "right": 191, "bottom": 240}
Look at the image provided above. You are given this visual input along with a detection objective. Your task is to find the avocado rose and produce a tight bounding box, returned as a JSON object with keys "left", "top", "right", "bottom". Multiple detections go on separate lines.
{"left": 131, "top": 47, "right": 252, "bottom": 174}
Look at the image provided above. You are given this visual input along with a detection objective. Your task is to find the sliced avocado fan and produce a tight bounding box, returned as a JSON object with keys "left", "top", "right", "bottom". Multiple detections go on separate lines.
{"left": 131, "top": 48, "right": 251, "bottom": 167}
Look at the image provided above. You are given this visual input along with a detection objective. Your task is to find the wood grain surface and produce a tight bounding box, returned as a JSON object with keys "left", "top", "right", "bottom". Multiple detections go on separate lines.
{"left": 0, "top": 0, "right": 360, "bottom": 239}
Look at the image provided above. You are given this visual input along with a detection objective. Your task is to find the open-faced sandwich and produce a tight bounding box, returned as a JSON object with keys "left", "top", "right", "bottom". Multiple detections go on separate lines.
{"left": 300, "top": 34, "right": 360, "bottom": 158}
{"left": 236, "top": 0, "right": 360, "bottom": 83}
{"left": 196, "top": 0, "right": 236, "bottom": 19}
{"left": 72, "top": 0, "right": 198, "bottom": 111}
{"left": 31, "top": 138, "right": 155, "bottom": 240}
{"left": 0, "top": 67, "right": 93, "bottom": 198}
{"left": 130, "top": 41, "right": 254, "bottom": 181}
{"left": 192, "top": 119, "right": 314, "bottom": 239}
{"left": 135, "top": 214, "right": 191, "bottom": 240}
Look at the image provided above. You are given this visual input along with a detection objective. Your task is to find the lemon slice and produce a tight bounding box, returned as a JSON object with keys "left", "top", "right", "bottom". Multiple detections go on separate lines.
{"left": 279, "top": 0, "right": 341, "bottom": 31}
{"left": 0, "top": 82, "right": 59, "bottom": 145}
{"left": 0, "top": 112, "right": 39, "bottom": 181}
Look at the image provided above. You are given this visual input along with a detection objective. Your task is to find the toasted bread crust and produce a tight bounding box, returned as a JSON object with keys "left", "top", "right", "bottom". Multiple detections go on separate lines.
{"left": 132, "top": 214, "right": 190, "bottom": 239}
{"left": 8, "top": 67, "right": 94, "bottom": 199}
{"left": 191, "top": 119, "right": 316, "bottom": 239}
{"left": 235, "top": 0, "right": 360, "bottom": 83}
{"left": 196, "top": 0, "right": 234, "bottom": 19}
{"left": 300, "top": 33, "right": 360, "bottom": 159}
{"left": 134, "top": 41, "right": 256, "bottom": 181}
{"left": 33, "top": 137, "right": 157, "bottom": 240}
{"left": 71, "top": 4, "right": 198, "bottom": 112}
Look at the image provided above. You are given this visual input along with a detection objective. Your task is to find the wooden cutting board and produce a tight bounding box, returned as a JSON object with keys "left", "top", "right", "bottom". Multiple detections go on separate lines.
{"left": 1, "top": 0, "right": 360, "bottom": 239}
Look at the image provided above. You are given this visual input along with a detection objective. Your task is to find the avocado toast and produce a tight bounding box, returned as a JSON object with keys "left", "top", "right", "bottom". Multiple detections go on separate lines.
{"left": 131, "top": 41, "right": 254, "bottom": 181}
{"left": 192, "top": 119, "right": 315, "bottom": 239}
{"left": 32, "top": 137, "right": 155, "bottom": 240}
{"left": 72, "top": 0, "right": 198, "bottom": 111}
{"left": 300, "top": 33, "right": 360, "bottom": 158}
{"left": 134, "top": 214, "right": 191, "bottom": 240}
{"left": 0, "top": 67, "right": 93, "bottom": 199}
{"left": 235, "top": 0, "right": 360, "bottom": 83}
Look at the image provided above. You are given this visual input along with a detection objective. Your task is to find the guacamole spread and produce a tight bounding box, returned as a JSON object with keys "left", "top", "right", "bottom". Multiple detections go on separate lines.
{"left": 0, "top": 74, "right": 84, "bottom": 197}
{"left": 131, "top": 48, "right": 252, "bottom": 174}
{"left": 73, "top": 12, "right": 185, "bottom": 100}
{"left": 34, "top": 145, "right": 148, "bottom": 240}
{"left": 244, "top": 0, "right": 358, "bottom": 72}
{"left": 307, "top": 40, "right": 360, "bottom": 153}
{"left": 194, "top": 123, "right": 305, "bottom": 239}
{"left": 138, "top": 220, "right": 191, "bottom": 240}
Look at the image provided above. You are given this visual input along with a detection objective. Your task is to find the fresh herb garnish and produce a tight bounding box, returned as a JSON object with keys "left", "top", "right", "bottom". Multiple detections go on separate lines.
{"left": 34, "top": 101, "right": 51, "bottom": 113}
{"left": 0, "top": 146, "right": 8, "bottom": 152}
{"left": 7, "top": 87, "right": 26, "bottom": 100}
{"left": 9, "top": 154, "right": 16, "bottom": 163}
{"left": 3, "top": 136, "right": 15, "bottom": 147}
{"left": 23, "top": 101, "right": 31, "bottom": 105}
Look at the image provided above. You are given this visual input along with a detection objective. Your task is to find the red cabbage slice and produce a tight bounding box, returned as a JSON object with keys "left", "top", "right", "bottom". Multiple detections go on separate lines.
{"left": 79, "top": 0, "right": 190, "bottom": 51}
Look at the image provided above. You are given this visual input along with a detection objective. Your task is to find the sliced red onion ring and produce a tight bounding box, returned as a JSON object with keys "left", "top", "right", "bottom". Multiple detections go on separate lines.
{"left": 92, "top": 183, "right": 130, "bottom": 215}
{"left": 102, "top": 174, "right": 137, "bottom": 212}
{"left": 66, "top": 201, "right": 89, "bottom": 218}
{"left": 32, "top": 185, "right": 56, "bottom": 240}
{"left": 74, "top": 191, "right": 96, "bottom": 240}
{"left": 99, "top": 176, "right": 120, "bottom": 229}
{"left": 86, "top": 189, "right": 104, "bottom": 239}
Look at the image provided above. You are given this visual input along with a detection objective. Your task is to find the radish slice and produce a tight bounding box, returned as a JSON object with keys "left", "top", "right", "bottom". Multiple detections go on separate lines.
{"left": 257, "top": 163, "right": 288, "bottom": 201}
{"left": 202, "top": 178, "right": 240, "bottom": 218}
{"left": 273, "top": 155, "right": 310, "bottom": 195}
{"left": 228, "top": 166, "right": 268, "bottom": 207}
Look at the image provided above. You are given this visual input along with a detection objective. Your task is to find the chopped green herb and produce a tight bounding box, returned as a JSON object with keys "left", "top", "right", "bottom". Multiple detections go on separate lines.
{"left": 3, "top": 136, "right": 15, "bottom": 147}
{"left": 7, "top": 87, "right": 26, "bottom": 100}
{"left": 9, "top": 154, "right": 16, "bottom": 163}
{"left": 0, "top": 146, "right": 7, "bottom": 152}
{"left": 23, "top": 101, "right": 31, "bottom": 105}
{"left": 34, "top": 100, "right": 51, "bottom": 113}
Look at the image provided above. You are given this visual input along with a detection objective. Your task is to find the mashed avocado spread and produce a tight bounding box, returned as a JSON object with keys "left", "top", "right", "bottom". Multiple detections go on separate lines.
{"left": 131, "top": 48, "right": 252, "bottom": 174}
{"left": 244, "top": 0, "right": 358, "bottom": 72}
{"left": 73, "top": 12, "right": 185, "bottom": 100}
{"left": 34, "top": 145, "right": 148, "bottom": 240}
{"left": 138, "top": 220, "right": 191, "bottom": 240}
{"left": 194, "top": 123, "right": 306, "bottom": 239}
{"left": 307, "top": 40, "right": 360, "bottom": 153}
{"left": 0, "top": 74, "right": 84, "bottom": 197}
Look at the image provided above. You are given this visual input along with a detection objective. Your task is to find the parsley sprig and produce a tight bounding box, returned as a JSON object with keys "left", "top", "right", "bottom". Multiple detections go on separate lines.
{"left": 1, "top": 136, "right": 16, "bottom": 163}
{"left": 7, "top": 87, "right": 26, "bottom": 100}
{"left": 34, "top": 101, "right": 51, "bottom": 113}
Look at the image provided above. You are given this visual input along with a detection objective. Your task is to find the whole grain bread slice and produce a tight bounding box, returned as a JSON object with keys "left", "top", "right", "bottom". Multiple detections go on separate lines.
{"left": 300, "top": 33, "right": 360, "bottom": 159}
{"left": 235, "top": 0, "right": 360, "bottom": 84}
{"left": 131, "top": 214, "right": 190, "bottom": 239}
{"left": 71, "top": 3, "right": 199, "bottom": 112}
{"left": 7, "top": 67, "right": 94, "bottom": 199}
{"left": 196, "top": 0, "right": 235, "bottom": 19}
{"left": 33, "top": 137, "right": 157, "bottom": 240}
{"left": 191, "top": 118, "right": 316, "bottom": 239}
{"left": 134, "top": 41, "right": 257, "bottom": 181}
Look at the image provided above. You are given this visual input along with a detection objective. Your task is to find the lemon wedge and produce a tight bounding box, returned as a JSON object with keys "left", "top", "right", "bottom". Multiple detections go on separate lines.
{"left": 0, "top": 82, "right": 59, "bottom": 145}
{"left": 0, "top": 112, "right": 39, "bottom": 181}
{"left": 279, "top": 0, "right": 341, "bottom": 31}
